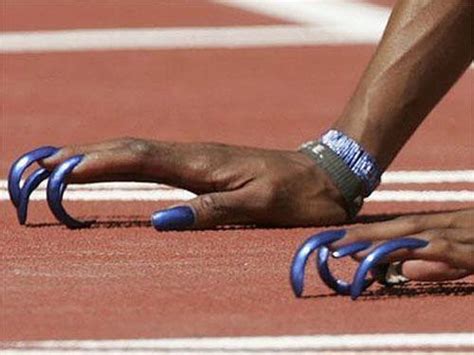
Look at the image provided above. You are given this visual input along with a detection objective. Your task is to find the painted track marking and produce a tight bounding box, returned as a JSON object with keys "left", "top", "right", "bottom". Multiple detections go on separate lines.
{"left": 2, "top": 333, "right": 473, "bottom": 353}
{"left": 1, "top": 170, "right": 472, "bottom": 202}
{"left": 0, "top": 0, "right": 390, "bottom": 53}
{"left": 0, "top": 187, "right": 473, "bottom": 202}
{"left": 217, "top": 0, "right": 390, "bottom": 38}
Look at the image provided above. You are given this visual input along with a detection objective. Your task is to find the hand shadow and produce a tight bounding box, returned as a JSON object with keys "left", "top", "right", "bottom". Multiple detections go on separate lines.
{"left": 25, "top": 215, "right": 151, "bottom": 229}
{"left": 359, "top": 281, "right": 474, "bottom": 300}
{"left": 24, "top": 207, "right": 468, "bottom": 230}
{"left": 301, "top": 281, "right": 474, "bottom": 300}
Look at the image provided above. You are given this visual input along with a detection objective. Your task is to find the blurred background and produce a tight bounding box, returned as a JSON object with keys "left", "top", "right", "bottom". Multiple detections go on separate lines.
{"left": 1, "top": 0, "right": 471, "bottom": 174}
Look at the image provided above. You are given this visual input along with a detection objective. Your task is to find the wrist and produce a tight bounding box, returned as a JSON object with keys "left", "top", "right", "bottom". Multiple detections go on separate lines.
{"left": 299, "top": 130, "right": 382, "bottom": 219}
{"left": 299, "top": 141, "right": 364, "bottom": 219}
{"left": 319, "top": 130, "right": 381, "bottom": 196}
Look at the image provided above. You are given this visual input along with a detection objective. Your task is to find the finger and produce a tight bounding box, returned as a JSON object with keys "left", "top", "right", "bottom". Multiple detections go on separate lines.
{"left": 39, "top": 139, "right": 236, "bottom": 193}
{"left": 407, "top": 229, "right": 474, "bottom": 270}
{"left": 400, "top": 260, "right": 470, "bottom": 281}
{"left": 43, "top": 146, "right": 151, "bottom": 183}
{"left": 350, "top": 229, "right": 473, "bottom": 270}
{"left": 39, "top": 139, "right": 160, "bottom": 183}
{"left": 40, "top": 139, "right": 135, "bottom": 168}
{"left": 151, "top": 190, "right": 252, "bottom": 230}
{"left": 330, "top": 213, "right": 459, "bottom": 249}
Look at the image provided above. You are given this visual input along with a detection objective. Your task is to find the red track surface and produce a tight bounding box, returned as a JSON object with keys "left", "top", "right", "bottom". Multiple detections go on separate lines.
{"left": 1, "top": 0, "right": 473, "bottom": 344}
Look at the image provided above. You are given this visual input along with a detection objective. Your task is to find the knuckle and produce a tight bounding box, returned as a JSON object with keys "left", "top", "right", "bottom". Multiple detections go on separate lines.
{"left": 255, "top": 182, "right": 280, "bottom": 208}
{"left": 395, "top": 215, "right": 424, "bottom": 230}
{"left": 118, "top": 138, "right": 154, "bottom": 162}
{"left": 117, "top": 136, "right": 137, "bottom": 146}
{"left": 188, "top": 154, "right": 212, "bottom": 174}
{"left": 127, "top": 139, "right": 152, "bottom": 156}
{"left": 117, "top": 138, "right": 155, "bottom": 171}
{"left": 429, "top": 231, "right": 452, "bottom": 255}
{"left": 199, "top": 194, "right": 222, "bottom": 213}
{"left": 446, "top": 210, "right": 472, "bottom": 228}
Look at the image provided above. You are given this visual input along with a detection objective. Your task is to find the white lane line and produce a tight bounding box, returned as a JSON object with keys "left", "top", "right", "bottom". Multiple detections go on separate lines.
{"left": 0, "top": 25, "right": 373, "bottom": 53}
{"left": 0, "top": 170, "right": 473, "bottom": 202}
{"left": 0, "top": 0, "right": 391, "bottom": 53}
{"left": 0, "top": 181, "right": 175, "bottom": 191}
{"left": 215, "top": 0, "right": 390, "bottom": 40}
{"left": 1, "top": 170, "right": 473, "bottom": 191}
{"left": 366, "top": 190, "right": 474, "bottom": 202}
{"left": 0, "top": 189, "right": 472, "bottom": 202}
{"left": 3, "top": 352, "right": 472, "bottom": 355}
{"left": 380, "top": 170, "right": 474, "bottom": 184}
{"left": 2, "top": 333, "right": 473, "bottom": 353}
{"left": 0, "top": 188, "right": 196, "bottom": 201}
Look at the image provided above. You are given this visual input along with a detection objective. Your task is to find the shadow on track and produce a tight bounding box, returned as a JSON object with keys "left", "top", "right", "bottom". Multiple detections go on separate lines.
{"left": 301, "top": 281, "right": 474, "bottom": 300}
{"left": 23, "top": 208, "right": 467, "bottom": 230}
{"left": 359, "top": 281, "right": 474, "bottom": 300}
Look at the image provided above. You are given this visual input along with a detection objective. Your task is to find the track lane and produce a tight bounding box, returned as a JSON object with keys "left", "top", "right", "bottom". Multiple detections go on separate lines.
{"left": 2, "top": 0, "right": 287, "bottom": 31}
{"left": 2, "top": 0, "right": 472, "bottom": 345}
{"left": 1, "top": 200, "right": 473, "bottom": 341}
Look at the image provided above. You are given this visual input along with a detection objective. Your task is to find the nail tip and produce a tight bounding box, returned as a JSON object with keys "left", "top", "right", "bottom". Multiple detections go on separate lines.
{"left": 47, "top": 155, "right": 88, "bottom": 228}
{"left": 291, "top": 285, "right": 303, "bottom": 298}
{"left": 151, "top": 206, "right": 195, "bottom": 231}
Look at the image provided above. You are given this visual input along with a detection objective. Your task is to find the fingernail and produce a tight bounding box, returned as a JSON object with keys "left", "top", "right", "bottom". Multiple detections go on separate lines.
{"left": 332, "top": 241, "right": 371, "bottom": 258}
{"left": 40, "top": 147, "right": 62, "bottom": 164}
{"left": 151, "top": 206, "right": 195, "bottom": 231}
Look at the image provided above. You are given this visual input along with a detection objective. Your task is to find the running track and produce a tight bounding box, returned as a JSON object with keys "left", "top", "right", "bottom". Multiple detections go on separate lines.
{"left": 1, "top": 1, "right": 473, "bottom": 353}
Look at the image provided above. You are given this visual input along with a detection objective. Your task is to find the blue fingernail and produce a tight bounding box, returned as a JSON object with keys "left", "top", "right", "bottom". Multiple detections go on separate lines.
{"left": 332, "top": 241, "right": 371, "bottom": 258}
{"left": 151, "top": 206, "right": 195, "bottom": 231}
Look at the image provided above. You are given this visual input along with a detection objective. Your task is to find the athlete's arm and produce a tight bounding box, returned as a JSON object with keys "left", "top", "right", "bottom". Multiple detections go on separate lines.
{"left": 334, "top": 0, "right": 472, "bottom": 170}
{"left": 40, "top": 0, "right": 473, "bottom": 280}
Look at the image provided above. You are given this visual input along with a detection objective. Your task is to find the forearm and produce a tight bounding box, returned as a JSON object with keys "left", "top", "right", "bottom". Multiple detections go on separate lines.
{"left": 333, "top": 0, "right": 473, "bottom": 171}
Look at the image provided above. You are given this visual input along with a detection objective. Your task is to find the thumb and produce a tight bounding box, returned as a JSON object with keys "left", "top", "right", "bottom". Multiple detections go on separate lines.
{"left": 151, "top": 191, "right": 250, "bottom": 231}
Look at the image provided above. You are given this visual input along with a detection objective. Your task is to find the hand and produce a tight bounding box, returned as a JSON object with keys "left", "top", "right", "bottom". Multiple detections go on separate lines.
{"left": 330, "top": 209, "right": 474, "bottom": 282}
{"left": 41, "top": 137, "right": 348, "bottom": 230}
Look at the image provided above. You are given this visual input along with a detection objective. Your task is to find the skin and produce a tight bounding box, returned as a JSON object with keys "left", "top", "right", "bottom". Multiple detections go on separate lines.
{"left": 41, "top": 0, "right": 473, "bottom": 281}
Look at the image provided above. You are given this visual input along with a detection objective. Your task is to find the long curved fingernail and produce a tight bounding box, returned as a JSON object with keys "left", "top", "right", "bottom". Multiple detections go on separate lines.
{"left": 8, "top": 146, "right": 59, "bottom": 208}
{"left": 351, "top": 238, "right": 428, "bottom": 300}
{"left": 290, "top": 229, "right": 346, "bottom": 297}
{"left": 47, "top": 155, "right": 92, "bottom": 229}
{"left": 332, "top": 241, "right": 371, "bottom": 258}
{"left": 151, "top": 206, "right": 195, "bottom": 231}
{"left": 317, "top": 246, "right": 352, "bottom": 295}
{"left": 17, "top": 168, "right": 50, "bottom": 225}
{"left": 317, "top": 241, "right": 374, "bottom": 296}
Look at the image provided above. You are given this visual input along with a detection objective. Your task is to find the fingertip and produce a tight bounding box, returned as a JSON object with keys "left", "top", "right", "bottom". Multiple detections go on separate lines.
{"left": 39, "top": 147, "right": 63, "bottom": 168}
{"left": 151, "top": 205, "right": 196, "bottom": 231}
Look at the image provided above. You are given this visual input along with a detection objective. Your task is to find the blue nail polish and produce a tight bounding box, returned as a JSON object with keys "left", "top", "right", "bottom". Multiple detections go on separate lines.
{"left": 47, "top": 155, "right": 91, "bottom": 229}
{"left": 351, "top": 237, "right": 428, "bottom": 300}
{"left": 151, "top": 206, "right": 195, "bottom": 231}
{"left": 8, "top": 146, "right": 59, "bottom": 208}
{"left": 17, "top": 168, "right": 51, "bottom": 225}
{"left": 332, "top": 241, "right": 371, "bottom": 258}
{"left": 290, "top": 229, "right": 347, "bottom": 297}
